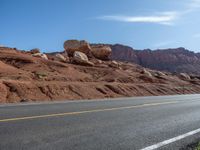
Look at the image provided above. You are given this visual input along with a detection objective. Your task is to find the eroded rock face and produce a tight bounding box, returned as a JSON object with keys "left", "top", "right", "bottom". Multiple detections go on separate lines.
{"left": 73, "top": 51, "right": 94, "bottom": 66}
{"left": 64, "top": 40, "right": 91, "bottom": 56}
{"left": 91, "top": 45, "right": 112, "bottom": 60}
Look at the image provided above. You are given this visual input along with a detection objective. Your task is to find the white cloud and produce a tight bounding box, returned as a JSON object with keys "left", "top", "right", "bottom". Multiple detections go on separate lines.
{"left": 97, "top": 0, "right": 200, "bottom": 26}
{"left": 98, "top": 12, "right": 177, "bottom": 26}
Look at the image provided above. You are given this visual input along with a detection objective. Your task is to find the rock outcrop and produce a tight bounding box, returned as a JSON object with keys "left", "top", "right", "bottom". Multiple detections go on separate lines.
{"left": 64, "top": 40, "right": 91, "bottom": 56}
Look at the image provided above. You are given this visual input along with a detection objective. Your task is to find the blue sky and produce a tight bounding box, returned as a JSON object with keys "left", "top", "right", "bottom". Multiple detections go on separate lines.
{"left": 1, "top": 0, "right": 200, "bottom": 52}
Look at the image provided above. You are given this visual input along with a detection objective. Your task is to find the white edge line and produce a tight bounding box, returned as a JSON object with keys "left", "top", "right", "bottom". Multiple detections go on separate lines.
{"left": 141, "top": 128, "right": 200, "bottom": 150}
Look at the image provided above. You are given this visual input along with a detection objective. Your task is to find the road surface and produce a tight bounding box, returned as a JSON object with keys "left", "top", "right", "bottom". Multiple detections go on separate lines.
{"left": 1, "top": 94, "right": 200, "bottom": 150}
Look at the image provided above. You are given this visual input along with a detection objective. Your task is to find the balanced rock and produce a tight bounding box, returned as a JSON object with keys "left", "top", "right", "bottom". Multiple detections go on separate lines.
{"left": 73, "top": 51, "right": 94, "bottom": 66}
{"left": 64, "top": 40, "right": 91, "bottom": 56}
{"left": 91, "top": 45, "right": 112, "bottom": 60}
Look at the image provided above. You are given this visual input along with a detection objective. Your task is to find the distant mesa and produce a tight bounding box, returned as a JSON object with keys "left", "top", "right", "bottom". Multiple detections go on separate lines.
{"left": 110, "top": 44, "right": 200, "bottom": 75}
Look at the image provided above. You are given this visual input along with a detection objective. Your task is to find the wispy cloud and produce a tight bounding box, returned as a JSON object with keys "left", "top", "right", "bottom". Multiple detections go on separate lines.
{"left": 97, "top": 0, "right": 200, "bottom": 26}
{"left": 98, "top": 12, "right": 177, "bottom": 25}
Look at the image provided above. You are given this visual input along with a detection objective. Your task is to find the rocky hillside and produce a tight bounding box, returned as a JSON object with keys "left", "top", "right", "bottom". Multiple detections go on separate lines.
{"left": 111, "top": 44, "right": 200, "bottom": 75}
{"left": 0, "top": 41, "right": 200, "bottom": 103}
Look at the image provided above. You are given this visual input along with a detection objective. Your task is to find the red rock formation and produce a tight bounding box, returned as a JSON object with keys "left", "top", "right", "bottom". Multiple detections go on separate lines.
{"left": 111, "top": 45, "right": 200, "bottom": 75}
{"left": 0, "top": 46, "right": 200, "bottom": 103}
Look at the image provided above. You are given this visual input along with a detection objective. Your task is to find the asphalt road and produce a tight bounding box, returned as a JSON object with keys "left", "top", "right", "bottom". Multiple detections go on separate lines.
{"left": 1, "top": 94, "right": 200, "bottom": 150}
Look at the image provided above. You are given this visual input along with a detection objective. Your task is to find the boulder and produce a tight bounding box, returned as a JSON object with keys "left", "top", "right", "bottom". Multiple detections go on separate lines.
{"left": 30, "top": 48, "right": 40, "bottom": 54}
{"left": 180, "top": 73, "right": 191, "bottom": 80}
{"left": 97, "top": 59, "right": 102, "bottom": 64}
{"left": 152, "top": 71, "right": 166, "bottom": 77}
{"left": 109, "top": 61, "right": 119, "bottom": 68}
{"left": 141, "top": 68, "right": 152, "bottom": 77}
{"left": 64, "top": 40, "right": 91, "bottom": 56}
{"left": 156, "top": 71, "right": 166, "bottom": 76}
{"left": 91, "top": 45, "right": 112, "bottom": 60}
{"left": 55, "top": 54, "right": 68, "bottom": 62}
{"left": 32, "top": 53, "right": 48, "bottom": 60}
{"left": 73, "top": 51, "right": 94, "bottom": 66}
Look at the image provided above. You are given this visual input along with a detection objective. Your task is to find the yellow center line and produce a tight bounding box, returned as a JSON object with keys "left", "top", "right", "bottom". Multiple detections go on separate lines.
{"left": 0, "top": 101, "right": 177, "bottom": 123}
